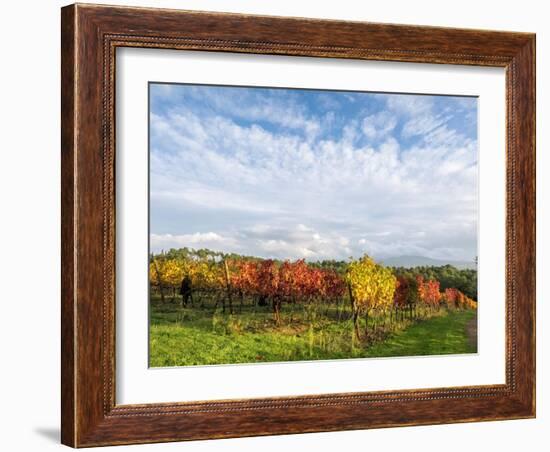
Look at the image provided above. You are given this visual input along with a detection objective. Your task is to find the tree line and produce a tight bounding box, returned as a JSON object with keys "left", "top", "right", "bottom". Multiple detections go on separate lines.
{"left": 150, "top": 248, "right": 477, "bottom": 341}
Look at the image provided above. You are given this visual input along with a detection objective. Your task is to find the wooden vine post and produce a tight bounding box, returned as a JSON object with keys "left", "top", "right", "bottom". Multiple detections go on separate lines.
{"left": 223, "top": 260, "right": 234, "bottom": 314}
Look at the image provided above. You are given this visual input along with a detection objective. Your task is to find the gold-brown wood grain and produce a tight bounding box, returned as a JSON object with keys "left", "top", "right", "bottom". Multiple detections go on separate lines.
{"left": 61, "top": 3, "right": 535, "bottom": 447}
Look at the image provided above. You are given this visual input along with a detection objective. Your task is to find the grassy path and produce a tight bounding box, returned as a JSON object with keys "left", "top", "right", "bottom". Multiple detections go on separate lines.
{"left": 364, "top": 309, "right": 477, "bottom": 358}
{"left": 465, "top": 311, "right": 478, "bottom": 350}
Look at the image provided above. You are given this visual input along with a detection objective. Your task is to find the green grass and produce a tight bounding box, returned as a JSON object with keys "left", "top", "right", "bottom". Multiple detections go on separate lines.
{"left": 149, "top": 301, "right": 477, "bottom": 367}
{"left": 364, "top": 309, "right": 477, "bottom": 357}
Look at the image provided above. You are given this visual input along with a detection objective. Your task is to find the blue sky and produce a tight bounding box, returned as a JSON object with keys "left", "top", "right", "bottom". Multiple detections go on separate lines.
{"left": 149, "top": 83, "right": 478, "bottom": 262}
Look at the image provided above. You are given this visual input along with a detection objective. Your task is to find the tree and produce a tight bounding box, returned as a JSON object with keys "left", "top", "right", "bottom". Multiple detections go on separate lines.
{"left": 321, "top": 268, "right": 346, "bottom": 301}
{"left": 345, "top": 255, "right": 396, "bottom": 339}
{"left": 393, "top": 264, "right": 477, "bottom": 301}
{"left": 393, "top": 276, "right": 410, "bottom": 309}
{"left": 456, "top": 290, "right": 477, "bottom": 310}
{"left": 255, "top": 260, "right": 282, "bottom": 323}
{"left": 444, "top": 287, "right": 459, "bottom": 309}
{"left": 163, "top": 259, "right": 184, "bottom": 301}
{"left": 149, "top": 256, "right": 169, "bottom": 303}
{"left": 424, "top": 279, "right": 442, "bottom": 309}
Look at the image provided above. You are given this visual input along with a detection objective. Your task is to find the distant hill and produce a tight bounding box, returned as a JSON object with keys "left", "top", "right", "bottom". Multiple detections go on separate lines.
{"left": 380, "top": 255, "right": 476, "bottom": 270}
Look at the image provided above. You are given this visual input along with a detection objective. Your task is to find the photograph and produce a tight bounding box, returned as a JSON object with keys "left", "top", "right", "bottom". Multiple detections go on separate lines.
{"left": 148, "top": 83, "right": 479, "bottom": 367}
{"left": 49, "top": 1, "right": 537, "bottom": 448}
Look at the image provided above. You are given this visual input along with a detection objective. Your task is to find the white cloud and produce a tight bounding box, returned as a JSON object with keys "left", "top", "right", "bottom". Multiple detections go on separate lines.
{"left": 362, "top": 111, "right": 397, "bottom": 139}
{"left": 402, "top": 114, "right": 450, "bottom": 137}
{"left": 387, "top": 94, "right": 433, "bottom": 116}
{"left": 149, "top": 92, "right": 478, "bottom": 261}
{"left": 151, "top": 232, "right": 239, "bottom": 252}
{"left": 243, "top": 224, "right": 354, "bottom": 260}
{"left": 182, "top": 86, "right": 321, "bottom": 140}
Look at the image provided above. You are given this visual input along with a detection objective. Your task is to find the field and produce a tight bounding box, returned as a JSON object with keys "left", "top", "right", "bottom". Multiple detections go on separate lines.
{"left": 149, "top": 296, "right": 477, "bottom": 367}
{"left": 149, "top": 250, "right": 477, "bottom": 367}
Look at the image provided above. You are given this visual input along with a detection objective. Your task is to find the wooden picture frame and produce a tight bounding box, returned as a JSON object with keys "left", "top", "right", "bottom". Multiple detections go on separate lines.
{"left": 61, "top": 3, "right": 535, "bottom": 447}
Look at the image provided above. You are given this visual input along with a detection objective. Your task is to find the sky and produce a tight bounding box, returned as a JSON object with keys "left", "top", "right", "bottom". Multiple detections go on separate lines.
{"left": 149, "top": 83, "right": 478, "bottom": 262}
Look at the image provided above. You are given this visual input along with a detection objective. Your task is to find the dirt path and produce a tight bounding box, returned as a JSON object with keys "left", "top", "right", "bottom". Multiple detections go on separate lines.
{"left": 465, "top": 311, "right": 478, "bottom": 352}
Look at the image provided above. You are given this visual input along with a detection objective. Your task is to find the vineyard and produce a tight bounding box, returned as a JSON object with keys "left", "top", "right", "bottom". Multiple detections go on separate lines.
{"left": 149, "top": 248, "right": 477, "bottom": 366}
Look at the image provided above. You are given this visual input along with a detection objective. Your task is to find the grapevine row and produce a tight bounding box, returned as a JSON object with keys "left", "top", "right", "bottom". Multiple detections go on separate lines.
{"left": 150, "top": 253, "right": 476, "bottom": 337}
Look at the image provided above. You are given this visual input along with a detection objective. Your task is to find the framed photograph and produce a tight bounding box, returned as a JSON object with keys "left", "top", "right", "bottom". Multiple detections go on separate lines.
{"left": 61, "top": 3, "right": 535, "bottom": 447}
